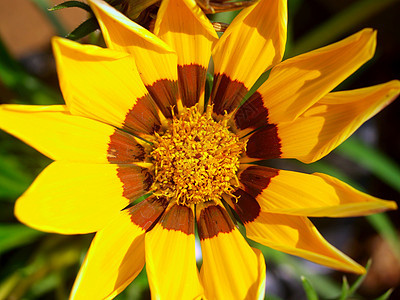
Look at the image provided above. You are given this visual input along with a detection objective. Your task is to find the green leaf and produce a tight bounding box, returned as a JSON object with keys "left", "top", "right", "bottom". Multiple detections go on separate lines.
{"left": 66, "top": 17, "right": 100, "bottom": 40}
{"left": 0, "top": 173, "right": 28, "bottom": 200}
{"left": 366, "top": 214, "right": 400, "bottom": 262}
{"left": 0, "top": 235, "right": 86, "bottom": 299}
{"left": 301, "top": 276, "right": 319, "bottom": 300}
{"left": 0, "top": 35, "right": 62, "bottom": 104}
{"left": 0, "top": 159, "right": 31, "bottom": 200}
{"left": 49, "top": 0, "right": 91, "bottom": 12}
{"left": 0, "top": 224, "right": 44, "bottom": 255}
{"left": 337, "top": 261, "right": 372, "bottom": 299}
{"left": 339, "top": 276, "right": 349, "bottom": 300}
{"left": 375, "top": 289, "right": 393, "bottom": 300}
{"left": 347, "top": 260, "right": 371, "bottom": 296}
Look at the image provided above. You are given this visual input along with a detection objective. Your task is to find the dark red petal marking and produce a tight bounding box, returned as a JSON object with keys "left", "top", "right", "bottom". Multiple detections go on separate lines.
{"left": 239, "top": 166, "right": 279, "bottom": 198}
{"left": 108, "top": 129, "right": 155, "bottom": 208}
{"left": 116, "top": 166, "right": 153, "bottom": 199}
{"left": 197, "top": 204, "right": 235, "bottom": 240}
{"left": 234, "top": 92, "right": 269, "bottom": 130}
{"left": 211, "top": 73, "right": 248, "bottom": 115}
{"left": 129, "top": 196, "right": 169, "bottom": 231}
{"left": 246, "top": 124, "right": 282, "bottom": 159}
{"left": 230, "top": 189, "right": 261, "bottom": 224}
{"left": 159, "top": 204, "right": 194, "bottom": 235}
{"left": 107, "top": 129, "right": 146, "bottom": 163}
{"left": 124, "top": 94, "right": 161, "bottom": 134}
{"left": 177, "top": 64, "right": 207, "bottom": 108}
{"left": 146, "top": 79, "right": 179, "bottom": 118}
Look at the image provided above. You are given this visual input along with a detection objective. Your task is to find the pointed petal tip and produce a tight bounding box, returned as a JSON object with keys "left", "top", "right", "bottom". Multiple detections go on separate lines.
{"left": 387, "top": 79, "right": 400, "bottom": 92}
{"left": 335, "top": 258, "right": 365, "bottom": 274}
{"left": 88, "top": 0, "right": 115, "bottom": 16}
{"left": 52, "top": 35, "right": 128, "bottom": 61}
{"left": 351, "top": 264, "right": 366, "bottom": 275}
{"left": 182, "top": 0, "right": 219, "bottom": 40}
{"left": 87, "top": 0, "right": 105, "bottom": 7}
{"left": 88, "top": 0, "right": 125, "bottom": 18}
{"left": 358, "top": 27, "right": 377, "bottom": 58}
{"left": 155, "top": 0, "right": 218, "bottom": 40}
{"left": 387, "top": 200, "right": 398, "bottom": 211}
{"left": 89, "top": 0, "right": 176, "bottom": 56}
{"left": 51, "top": 35, "right": 73, "bottom": 49}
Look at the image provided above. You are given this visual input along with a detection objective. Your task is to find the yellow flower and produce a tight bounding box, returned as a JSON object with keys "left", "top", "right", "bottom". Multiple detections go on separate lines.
{"left": 0, "top": 0, "right": 399, "bottom": 299}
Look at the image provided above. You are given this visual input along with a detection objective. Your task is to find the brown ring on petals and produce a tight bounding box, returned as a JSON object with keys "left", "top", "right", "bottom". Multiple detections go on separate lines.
{"left": 116, "top": 166, "right": 153, "bottom": 200}
{"left": 146, "top": 79, "right": 179, "bottom": 118}
{"left": 231, "top": 189, "right": 261, "bottom": 224}
{"left": 129, "top": 196, "right": 169, "bottom": 231}
{"left": 178, "top": 64, "right": 207, "bottom": 108}
{"left": 239, "top": 166, "right": 279, "bottom": 198}
{"left": 211, "top": 73, "right": 248, "bottom": 115}
{"left": 107, "top": 130, "right": 146, "bottom": 164}
{"left": 234, "top": 92, "right": 269, "bottom": 130}
{"left": 246, "top": 124, "right": 282, "bottom": 159}
{"left": 197, "top": 204, "right": 235, "bottom": 240}
{"left": 160, "top": 204, "right": 194, "bottom": 235}
{"left": 123, "top": 94, "right": 161, "bottom": 134}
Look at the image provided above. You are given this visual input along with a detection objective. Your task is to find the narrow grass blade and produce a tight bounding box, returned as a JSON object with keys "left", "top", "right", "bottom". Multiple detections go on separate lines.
{"left": 336, "top": 137, "right": 400, "bottom": 193}
{"left": 49, "top": 1, "right": 91, "bottom": 12}
{"left": 301, "top": 276, "right": 319, "bottom": 300}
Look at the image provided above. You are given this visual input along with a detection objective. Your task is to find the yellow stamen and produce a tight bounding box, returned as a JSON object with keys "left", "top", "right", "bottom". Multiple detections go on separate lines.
{"left": 150, "top": 105, "right": 246, "bottom": 206}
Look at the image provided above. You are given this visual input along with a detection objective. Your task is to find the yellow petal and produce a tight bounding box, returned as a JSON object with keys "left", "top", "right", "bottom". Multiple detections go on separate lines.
{"left": 278, "top": 80, "right": 400, "bottom": 163}
{"left": 212, "top": 0, "right": 287, "bottom": 115}
{"left": 154, "top": 0, "right": 217, "bottom": 64}
{"left": 154, "top": 0, "right": 217, "bottom": 108}
{"left": 71, "top": 211, "right": 145, "bottom": 300}
{"left": 239, "top": 165, "right": 397, "bottom": 217}
{"left": 52, "top": 37, "right": 161, "bottom": 135}
{"left": 89, "top": 0, "right": 179, "bottom": 117}
{"left": 244, "top": 212, "right": 365, "bottom": 274}
{"left": 15, "top": 162, "right": 150, "bottom": 234}
{"left": 0, "top": 104, "right": 145, "bottom": 163}
{"left": 197, "top": 202, "right": 266, "bottom": 300}
{"left": 145, "top": 204, "right": 203, "bottom": 299}
{"left": 234, "top": 28, "right": 376, "bottom": 134}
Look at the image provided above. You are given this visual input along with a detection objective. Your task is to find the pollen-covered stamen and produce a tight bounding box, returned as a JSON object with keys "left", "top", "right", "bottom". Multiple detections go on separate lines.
{"left": 150, "top": 106, "right": 246, "bottom": 206}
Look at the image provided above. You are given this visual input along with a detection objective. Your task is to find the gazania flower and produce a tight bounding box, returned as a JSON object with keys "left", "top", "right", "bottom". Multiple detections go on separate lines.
{"left": 1, "top": 0, "right": 399, "bottom": 298}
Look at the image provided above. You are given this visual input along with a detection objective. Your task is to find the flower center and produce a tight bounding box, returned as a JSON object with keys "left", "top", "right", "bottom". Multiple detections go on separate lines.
{"left": 150, "top": 106, "right": 246, "bottom": 206}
